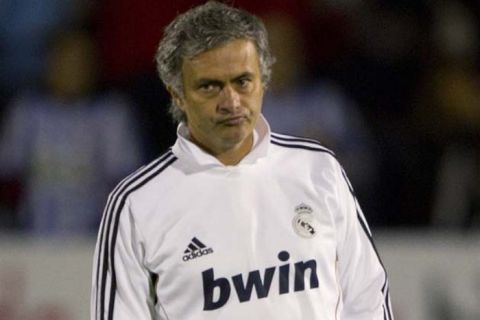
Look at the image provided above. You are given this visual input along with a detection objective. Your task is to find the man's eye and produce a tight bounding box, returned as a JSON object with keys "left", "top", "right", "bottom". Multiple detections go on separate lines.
{"left": 199, "top": 83, "right": 219, "bottom": 92}
{"left": 238, "top": 78, "right": 252, "bottom": 88}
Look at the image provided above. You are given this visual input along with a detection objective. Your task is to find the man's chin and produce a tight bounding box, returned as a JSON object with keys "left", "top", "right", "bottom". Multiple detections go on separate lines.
{"left": 219, "top": 128, "right": 252, "bottom": 147}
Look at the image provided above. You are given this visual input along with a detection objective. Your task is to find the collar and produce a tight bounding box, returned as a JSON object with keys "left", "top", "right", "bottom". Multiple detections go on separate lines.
{"left": 172, "top": 114, "right": 271, "bottom": 169}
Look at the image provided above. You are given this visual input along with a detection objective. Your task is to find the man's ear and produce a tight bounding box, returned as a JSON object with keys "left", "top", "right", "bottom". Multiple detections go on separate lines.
{"left": 167, "top": 86, "right": 184, "bottom": 111}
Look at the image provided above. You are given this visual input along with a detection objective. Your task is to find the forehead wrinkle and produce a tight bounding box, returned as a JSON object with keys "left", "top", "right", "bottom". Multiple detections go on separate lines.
{"left": 183, "top": 40, "right": 260, "bottom": 83}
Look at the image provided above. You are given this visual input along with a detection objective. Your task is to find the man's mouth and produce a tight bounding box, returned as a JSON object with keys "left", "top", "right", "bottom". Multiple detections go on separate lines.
{"left": 218, "top": 115, "right": 248, "bottom": 126}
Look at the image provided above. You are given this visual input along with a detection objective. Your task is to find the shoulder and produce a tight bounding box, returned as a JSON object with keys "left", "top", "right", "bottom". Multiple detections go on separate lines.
{"left": 108, "top": 149, "right": 178, "bottom": 205}
{"left": 98, "top": 150, "right": 178, "bottom": 248}
{"left": 269, "top": 131, "right": 345, "bottom": 178}
{"left": 270, "top": 132, "right": 336, "bottom": 159}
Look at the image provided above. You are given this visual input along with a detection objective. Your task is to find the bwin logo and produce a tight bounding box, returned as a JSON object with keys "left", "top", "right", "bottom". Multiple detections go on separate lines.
{"left": 202, "top": 251, "right": 319, "bottom": 310}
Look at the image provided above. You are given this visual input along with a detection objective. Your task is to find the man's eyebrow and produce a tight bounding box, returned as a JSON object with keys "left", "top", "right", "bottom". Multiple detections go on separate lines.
{"left": 194, "top": 72, "right": 255, "bottom": 86}
{"left": 233, "top": 72, "right": 254, "bottom": 80}
{"left": 194, "top": 78, "right": 224, "bottom": 87}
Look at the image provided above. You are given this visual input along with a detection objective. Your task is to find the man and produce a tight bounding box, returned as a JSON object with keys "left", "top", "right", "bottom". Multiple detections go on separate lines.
{"left": 91, "top": 1, "right": 394, "bottom": 319}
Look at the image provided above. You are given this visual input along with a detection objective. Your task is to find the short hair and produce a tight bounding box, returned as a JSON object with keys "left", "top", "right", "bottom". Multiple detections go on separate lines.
{"left": 155, "top": 1, "right": 275, "bottom": 123}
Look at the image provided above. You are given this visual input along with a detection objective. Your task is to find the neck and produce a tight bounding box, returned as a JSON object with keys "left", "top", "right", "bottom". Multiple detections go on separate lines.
{"left": 216, "top": 135, "right": 253, "bottom": 165}
{"left": 191, "top": 134, "right": 254, "bottom": 166}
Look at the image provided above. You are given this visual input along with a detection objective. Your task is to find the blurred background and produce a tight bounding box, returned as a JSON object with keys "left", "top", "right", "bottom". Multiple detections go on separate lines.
{"left": 0, "top": 0, "right": 479, "bottom": 319}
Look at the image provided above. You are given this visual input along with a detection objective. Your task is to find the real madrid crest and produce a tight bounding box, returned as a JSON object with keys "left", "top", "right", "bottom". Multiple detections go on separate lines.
{"left": 292, "top": 203, "right": 318, "bottom": 238}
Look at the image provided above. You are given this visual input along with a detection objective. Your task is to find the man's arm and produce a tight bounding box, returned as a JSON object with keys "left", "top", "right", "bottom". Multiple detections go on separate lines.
{"left": 335, "top": 165, "right": 394, "bottom": 320}
{"left": 91, "top": 195, "right": 156, "bottom": 320}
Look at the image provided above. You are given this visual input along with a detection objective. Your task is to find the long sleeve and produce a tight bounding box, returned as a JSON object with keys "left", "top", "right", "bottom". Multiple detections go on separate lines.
{"left": 335, "top": 165, "right": 394, "bottom": 320}
{"left": 91, "top": 195, "right": 157, "bottom": 320}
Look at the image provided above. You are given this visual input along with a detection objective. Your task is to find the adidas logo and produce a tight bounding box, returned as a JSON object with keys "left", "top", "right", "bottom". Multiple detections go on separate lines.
{"left": 183, "top": 237, "right": 214, "bottom": 262}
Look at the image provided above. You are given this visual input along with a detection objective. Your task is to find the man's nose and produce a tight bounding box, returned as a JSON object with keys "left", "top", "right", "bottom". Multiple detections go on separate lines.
{"left": 218, "top": 85, "right": 240, "bottom": 112}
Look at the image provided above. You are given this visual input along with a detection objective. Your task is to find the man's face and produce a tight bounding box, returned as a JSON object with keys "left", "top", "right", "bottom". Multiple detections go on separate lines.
{"left": 174, "top": 39, "right": 265, "bottom": 158}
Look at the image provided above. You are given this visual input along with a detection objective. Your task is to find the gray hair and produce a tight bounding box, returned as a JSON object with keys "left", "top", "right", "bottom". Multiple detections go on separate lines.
{"left": 155, "top": 1, "right": 275, "bottom": 123}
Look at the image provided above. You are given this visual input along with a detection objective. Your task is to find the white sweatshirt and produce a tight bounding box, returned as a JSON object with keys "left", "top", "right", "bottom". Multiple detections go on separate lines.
{"left": 91, "top": 115, "right": 393, "bottom": 320}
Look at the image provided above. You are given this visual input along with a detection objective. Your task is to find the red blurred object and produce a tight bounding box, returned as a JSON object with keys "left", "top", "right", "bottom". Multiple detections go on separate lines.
{"left": 93, "top": 0, "right": 312, "bottom": 83}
